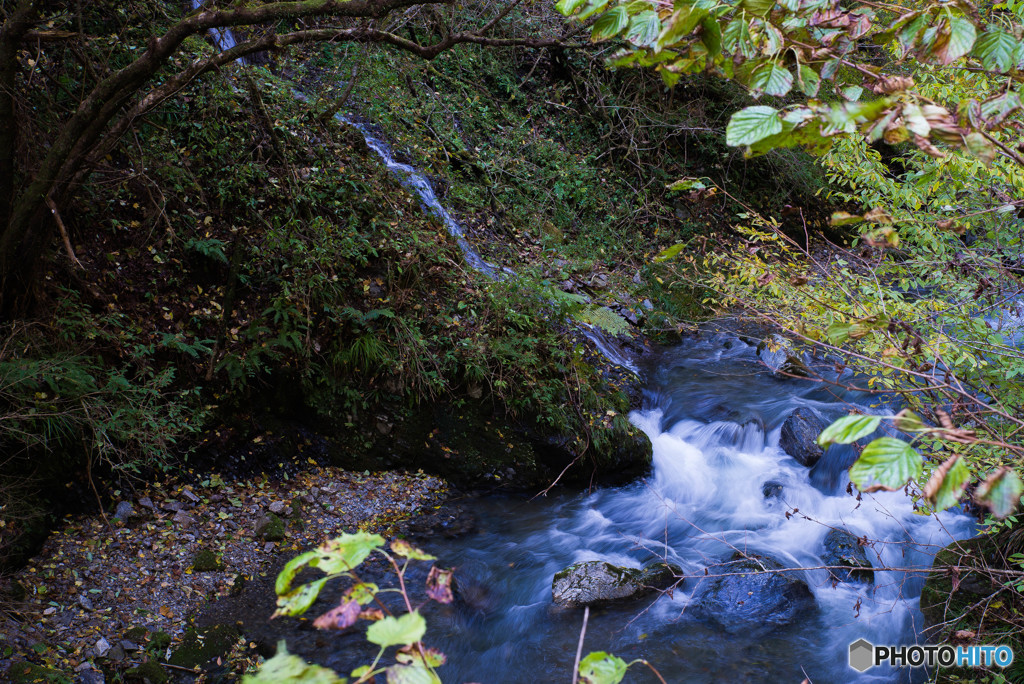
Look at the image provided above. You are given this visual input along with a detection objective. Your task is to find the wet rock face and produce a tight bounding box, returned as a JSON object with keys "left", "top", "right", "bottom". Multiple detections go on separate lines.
{"left": 779, "top": 408, "right": 826, "bottom": 467}
{"left": 821, "top": 529, "right": 874, "bottom": 584}
{"left": 690, "top": 553, "right": 816, "bottom": 635}
{"left": 551, "top": 560, "right": 677, "bottom": 607}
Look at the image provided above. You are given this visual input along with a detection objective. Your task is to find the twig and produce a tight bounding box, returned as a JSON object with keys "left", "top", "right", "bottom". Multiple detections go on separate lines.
{"left": 571, "top": 605, "right": 589, "bottom": 684}
{"left": 47, "top": 196, "right": 83, "bottom": 269}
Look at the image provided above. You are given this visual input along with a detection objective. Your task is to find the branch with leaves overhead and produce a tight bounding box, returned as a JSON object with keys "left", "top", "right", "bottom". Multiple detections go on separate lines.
{"left": 557, "top": 0, "right": 1024, "bottom": 161}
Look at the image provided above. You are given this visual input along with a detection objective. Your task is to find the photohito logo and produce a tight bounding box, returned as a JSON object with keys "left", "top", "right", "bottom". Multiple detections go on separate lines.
{"left": 849, "top": 638, "right": 1014, "bottom": 672}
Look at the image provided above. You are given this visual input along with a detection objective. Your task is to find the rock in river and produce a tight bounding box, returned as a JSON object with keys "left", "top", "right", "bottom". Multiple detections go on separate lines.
{"left": 690, "top": 553, "right": 815, "bottom": 635}
{"left": 821, "top": 529, "right": 874, "bottom": 584}
{"left": 552, "top": 560, "right": 678, "bottom": 607}
{"left": 779, "top": 407, "right": 826, "bottom": 467}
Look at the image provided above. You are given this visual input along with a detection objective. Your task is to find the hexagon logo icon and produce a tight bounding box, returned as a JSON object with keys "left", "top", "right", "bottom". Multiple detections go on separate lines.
{"left": 849, "top": 638, "right": 875, "bottom": 672}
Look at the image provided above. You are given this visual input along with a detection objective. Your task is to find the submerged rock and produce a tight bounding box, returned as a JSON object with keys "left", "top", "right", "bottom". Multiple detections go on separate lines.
{"left": 762, "top": 481, "right": 784, "bottom": 499}
{"left": 690, "top": 553, "right": 815, "bottom": 635}
{"left": 551, "top": 560, "right": 677, "bottom": 607}
{"left": 779, "top": 408, "right": 826, "bottom": 467}
{"left": 821, "top": 529, "right": 873, "bottom": 584}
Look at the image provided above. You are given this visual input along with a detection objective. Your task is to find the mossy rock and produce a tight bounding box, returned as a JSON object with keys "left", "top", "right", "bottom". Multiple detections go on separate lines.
{"left": 552, "top": 560, "right": 675, "bottom": 607}
{"left": 168, "top": 624, "right": 239, "bottom": 670}
{"left": 123, "top": 626, "right": 149, "bottom": 642}
{"left": 125, "top": 660, "right": 169, "bottom": 684}
{"left": 149, "top": 630, "right": 172, "bottom": 652}
{"left": 7, "top": 663, "right": 72, "bottom": 683}
{"left": 191, "top": 549, "right": 225, "bottom": 572}
{"left": 256, "top": 513, "right": 286, "bottom": 541}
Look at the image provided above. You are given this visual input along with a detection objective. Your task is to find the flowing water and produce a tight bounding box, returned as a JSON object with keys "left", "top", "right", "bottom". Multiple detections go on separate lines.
{"left": 418, "top": 336, "right": 976, "bottom": 683}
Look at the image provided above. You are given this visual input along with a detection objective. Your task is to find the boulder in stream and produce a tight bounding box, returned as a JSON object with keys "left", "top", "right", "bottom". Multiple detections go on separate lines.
{"left": 551, "top": 560, "right": 678, "bottom": 607}
{"left": 779, "top": 408, "right": 826, "bottom": 467}
{"left": 821, "top": 529, "right": 873, "bottom": 584}
{"left": 690, "top": 553, "right": 815, "bottom": 635}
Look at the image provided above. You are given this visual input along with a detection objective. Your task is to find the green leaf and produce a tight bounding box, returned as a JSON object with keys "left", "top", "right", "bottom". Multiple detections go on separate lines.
{"left": 274, "top": 578, "right": 329, "bottom": 618}
{"left": 965, "top": 132, "right": 996, "bottom": 164}
{"left": 276, "top": 551, "right": 317, "bottom": 596}
{"left": 841, "top": 85, "right": 864, "bottom": 101}
{"left": 817, "top": 414, "right": 881, "bottom": 448}
{"left": 555, "top": 0, "right": 589, "bottom": 16}
{"left": 666, "top": 177, "right": 708, "bottom": 192}
{"left": 243, "top": 642, "right": 344, "bottom": 683}
{"left": 973, "top": 29, "right": 1017, "bottom": 72}
{"left": 923, "top": 454, "right": 970, "bottom": 511}
{"left": 579, "top": 652, "right": 630, "bottom": 684}
{"left": 943, "top": 15, "right": 977, "bottom": 64}
{"left": 626, "top": 10, "right": 661, "bottom": 46}
{"left": 657, "top": 5, "right": 711, "bottom": 50}
{"left": 366, "top": 612, "right": 427, "bottom": 648}
{"left": 749, "top": 63, "right": 793, "bottom": 97}
{"left": 384, "top": 664, "right": 440, "bottom": 684}
{"left": 654, "top": 243, "right": 686, "bottom": 261}
{"left": 829, "top": 211, "right": 864, "bottom": 226}
{"left": 593, "top": 6, "right": 630, "bottom": 41}
{"left": 722, "top": 17, "right": 753, "bottom": 57}
{"left": 740, "top": 0, "right": 774, "bottom": 17}
{"left": 345, "top": 582, "right": 379, "bottom": 605}
{"left": 797, "top": 65, "right": 820, "bottom": 97}
{"left": 316, "top": 532, "right": 385, "bottom": 574}
{"left": 976, "top": 468, "right": 1024, "bottom": 518}
{"left": 726, "top": 106, "right": 782, "bottom": 146}
{"left": 699, "top": 16, "right": 722, "bottom": 54}
{"left": 579, "top": 0, "right": 611, "bottom": 20}
{"left": 893, "top": 410, "right": 925, "bottom": 432}
{"left": 849, "top": 437, "right": 923, "bottom": 492}
{"left": 390, "top": 539, "right": 436, "bottom": 560}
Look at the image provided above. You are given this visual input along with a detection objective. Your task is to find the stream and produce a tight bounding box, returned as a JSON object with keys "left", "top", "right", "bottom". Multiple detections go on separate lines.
{"left": 190, "top": 14, "right": 978, "bottom": 680}
{"left": 412, "top": 337, "right": 976, "bottom": 683}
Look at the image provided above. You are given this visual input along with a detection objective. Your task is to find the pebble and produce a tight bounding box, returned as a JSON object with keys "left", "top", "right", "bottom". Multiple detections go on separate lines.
{"left": 137, "top": 497, "right": 154, "bottom": 510}
{"left": 268, "top": 501, "right": 285, "bottom": 513}
{"left": 114, "top": 501, "right": 133, "bottom": 520}
{"left": 95, "top": 637, "right": 111, "bottom": 657}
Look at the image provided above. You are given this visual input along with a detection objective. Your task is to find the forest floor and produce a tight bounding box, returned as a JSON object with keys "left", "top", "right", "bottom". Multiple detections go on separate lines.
{"left": 0, "top": 468, "right": 448, "bottom": 682}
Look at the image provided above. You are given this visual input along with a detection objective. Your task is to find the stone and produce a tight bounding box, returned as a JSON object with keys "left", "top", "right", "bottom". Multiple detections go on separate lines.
{"left": 181, "top": 489, "right": 200, "bottom": 503}
{"left": 256, "top": 513, "right": 286, "bottom": 541}
{"left": 114, "top": 501, "right": 134, "bottom": 520}
{"left": 106, "top": 644, "right": 126, "bottom": 662}
{"left": 120, "top": 640, "right": 141, "bottom": 651}
{"left": 78, "top": 595, "right": 94, "bottom": 611}
{"left": 161, "top": 501, "right": 183, "bottom": 512}
{"left": 268, "top": 501, "right": 285, "bottom": 514}
{"left": 125, "top": 660, "right": 168, "bottom": 684}
{"left": 762, "top": 481, "right": 784, "bottom": 499}
{"left": 821, "top": 529, "right": 873, "bottom": 584}
{"left": 95, "top": 637, "right": 111, "bottom": 657}
{"left": 642, "top": 299, "right": 654, "bottom": 310}
{"left": 190, "top": 550, "right": 224, "bottom": 572}
{"left": 779, "top": 408, "right": 826, "bottom": 467}
{"left": 690, "top": 553, "right": 816, "bottom": 635}
{"left": 172, "top": 510, "right": 193, "bottom": 526}
{"left": 81, "top": 669, "right": 106, "bottom": 684}
{"left": 138, "top": 497, "right": 154, "bottom": 510}
{"left": 552, "top": 560, "right": 676, "bottom": 607}
{"left": 168, "top": 625, "right": 239, "bottom": 670}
